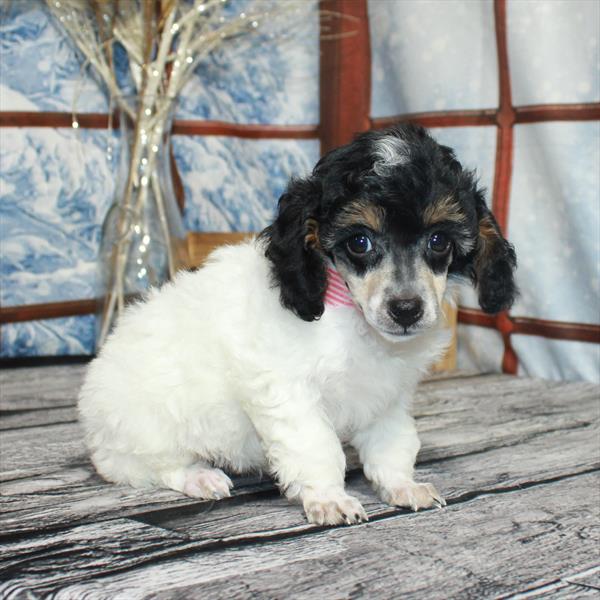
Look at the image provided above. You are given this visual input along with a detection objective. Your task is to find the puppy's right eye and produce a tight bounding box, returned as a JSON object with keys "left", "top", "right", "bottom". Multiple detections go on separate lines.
{"left": 346, "top": 234, "right": 373, "bottom": 255}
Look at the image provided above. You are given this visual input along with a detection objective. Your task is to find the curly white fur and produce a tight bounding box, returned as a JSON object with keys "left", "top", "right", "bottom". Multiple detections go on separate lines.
{"left": 79, "top": 239, "right": 450, "bottom": 525}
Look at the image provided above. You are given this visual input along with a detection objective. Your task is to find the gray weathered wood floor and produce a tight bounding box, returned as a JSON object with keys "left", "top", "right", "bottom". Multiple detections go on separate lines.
{"left": 0, "top": 364, "right": 598, "bottom": 599}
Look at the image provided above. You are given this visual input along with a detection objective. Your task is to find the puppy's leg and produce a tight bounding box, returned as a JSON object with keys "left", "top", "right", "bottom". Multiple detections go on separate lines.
{"left": 91, "top": 447, "right": 233, "bottom": 500}
{"left": 162, "top": 462, "right": 233, "bottom": 500}
{"left": 352, "top": 401, "right": 445, "bottom": 511}
{"left": 247, "top": 381, "right": 367, "bottom": 526}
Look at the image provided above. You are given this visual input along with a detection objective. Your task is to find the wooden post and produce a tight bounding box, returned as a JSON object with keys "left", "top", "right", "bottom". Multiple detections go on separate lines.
{"left": 319, "top": 0, "right": 371, "bottom": 155}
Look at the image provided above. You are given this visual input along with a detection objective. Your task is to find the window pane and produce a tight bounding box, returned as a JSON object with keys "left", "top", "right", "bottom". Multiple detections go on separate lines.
{"left": 370, "top": 0, "right": 498, "bottom": 117}
{"left": 174, "top": 137, "right": 319, "bottom": 232}
{"left": 508, "top": 122, "right": 600, "bottom": 324}
{"left": 0, "top": 128, "right": 115, "bottom": 307}
{"left": 513, "top": 335, "right": 600, "bottom": 383}
{"left": 508, "top": 0, "right": 600, "bottom": 105}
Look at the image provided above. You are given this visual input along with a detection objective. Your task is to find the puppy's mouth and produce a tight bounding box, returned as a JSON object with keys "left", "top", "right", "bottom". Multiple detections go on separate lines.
{"left": 377, "top": 327, "right": 420, "bottom": 342}
{"left": 362, "top": 313, "right": 423, "bottom": 342}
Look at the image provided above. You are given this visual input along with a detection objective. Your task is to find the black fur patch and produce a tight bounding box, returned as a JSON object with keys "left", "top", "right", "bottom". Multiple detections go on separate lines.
{"left": 261, "top": 124, "right": 517, "bottom": 320}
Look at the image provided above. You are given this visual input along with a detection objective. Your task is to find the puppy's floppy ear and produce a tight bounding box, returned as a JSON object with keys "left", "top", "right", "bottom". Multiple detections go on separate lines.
{"left": 470, "top": 190, "right": 518, "bottom": 313}
{"left": 261, "top": 177, "right": 327, "bottom": 321}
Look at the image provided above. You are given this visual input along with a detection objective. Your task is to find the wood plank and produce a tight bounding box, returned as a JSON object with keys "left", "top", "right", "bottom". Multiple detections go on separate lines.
{"left": 5, "top": 473, "right": 596, "bottom": 599}
{"left": 502, "top": 567, "right": 600, "bottom": 598}
{"left": 514, "top": 102, "right": 600, "bottom": 124}
{"left": 319, "top": 0, "right": 371, "bottom": 154}
{"left": 0, "top": 111, "right": 321, "bottom": 139}
{"left": 564, "top": 568, "right": 600, "bottom": 592}
{"left": 172, "top": 120, "right": 319, "bottom": 139}
{"left": 527, "top": 588, "right": 598, "bottom": 599}
{"left": 0, "top": 518, "right": 192, "bottom": 595}
{"left": 0, "top": 470, "right": 271, "bottom": 540}
{"left": 135, "top": 420, "right": 600, "bottom": 540}
{"left": 186, "top": 232, "right": 253, "bottom": 268}
{"left": 371, "top": 108, "right": 498, "bottom": 129}
{"left": 0, "top": 422, "right": 86, "bottom": 482}
{"left": 371, "top": 103, "right": 600, "bottom": 131}
{"left": 412, "top": 375, "right": 599, "bottom": 462}
{"left": 0, "top": 406, "right": 77, "bottom": 431}
{"left": 1, "top": 417, "right": 597, "bottom": 555}
{"left": 0, "top": 364, "right": 86, "bottom": 410}
{"left": 458, "top": 307, "right": 600, "bottom": 344}
{"left": 1, "top": 375, "right": 597, "bottom": 536}
{"left": 0, "top": 298, "right": 96, "bottom": 324}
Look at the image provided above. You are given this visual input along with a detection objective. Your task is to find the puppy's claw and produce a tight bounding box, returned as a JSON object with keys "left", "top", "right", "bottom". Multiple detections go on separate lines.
{"left": 381, "top": 480, "right": 445, "bottom": 512}
{"left": 303, "top": 489, "right": 367, "bottom": 526}
{"left": 182, "top": 465, "right": 233, "bottom": 500}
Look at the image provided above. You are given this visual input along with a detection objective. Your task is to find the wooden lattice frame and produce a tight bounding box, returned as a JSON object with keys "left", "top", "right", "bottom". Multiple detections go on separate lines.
{"left": 1, "top": 0, "right": 599, "bottom": 369}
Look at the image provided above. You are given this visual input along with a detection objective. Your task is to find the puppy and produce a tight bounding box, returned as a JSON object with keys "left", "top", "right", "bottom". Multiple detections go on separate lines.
{"left": 79, "top": 124, "right": 516, "bottom": 525}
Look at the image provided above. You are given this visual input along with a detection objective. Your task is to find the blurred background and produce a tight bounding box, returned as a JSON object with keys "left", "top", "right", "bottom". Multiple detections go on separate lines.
{"left": 1, "top": 0, "right": 599, "bottom": 382}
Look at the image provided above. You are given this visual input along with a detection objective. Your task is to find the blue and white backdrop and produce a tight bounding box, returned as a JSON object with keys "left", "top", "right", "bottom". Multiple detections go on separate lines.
{"left": 1, "top": 0, "right": 599, "bottom": 382}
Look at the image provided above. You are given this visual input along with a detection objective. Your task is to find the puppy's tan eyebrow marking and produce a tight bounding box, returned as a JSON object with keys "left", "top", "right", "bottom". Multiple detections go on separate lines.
{"left": 423, "top": 196, "right": 466, "bottom": 226}
{"left": 336, "top": 201, "right": 386, "bottom": 231}
{"left": 304, "top": 218, "right": 321, "bottom": 249}
{"left": 476, "top": 214, "right": 501, "bottom": 259}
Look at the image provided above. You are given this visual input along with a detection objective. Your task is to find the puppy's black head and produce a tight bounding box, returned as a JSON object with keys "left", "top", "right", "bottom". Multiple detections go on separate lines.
{"left": 262, "top": 124, "right": 517, "bottom": 333}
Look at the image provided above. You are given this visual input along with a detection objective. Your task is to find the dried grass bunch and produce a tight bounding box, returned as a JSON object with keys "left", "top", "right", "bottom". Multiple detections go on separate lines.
{"left": 44, "top": 0, "right": 351, "bottom": 347}
{"left": 45, "top": 0, "right": 324, "bottom": 345}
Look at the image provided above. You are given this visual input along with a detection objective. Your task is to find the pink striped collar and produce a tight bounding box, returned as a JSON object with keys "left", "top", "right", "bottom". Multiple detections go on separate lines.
{"left": 324, "top": 264, "right": 355, "bottom": 309}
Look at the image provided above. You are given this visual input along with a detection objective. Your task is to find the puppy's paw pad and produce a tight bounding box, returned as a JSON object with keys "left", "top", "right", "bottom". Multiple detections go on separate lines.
{"left": 303, "top": 490, "right": 368, "bottom": 526}
{"left": 382, "top": 481, "right": 445, "bottom": 511}
{"left": 183, "top": 466, "right": 233, "bottom": 500}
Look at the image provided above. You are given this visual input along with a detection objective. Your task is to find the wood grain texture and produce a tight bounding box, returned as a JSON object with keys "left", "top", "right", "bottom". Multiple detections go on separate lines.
{"left": 0, "top": 406, "right": 77, "bottom": 431}
{"left": 144, "top": 474, "right": 598, "bottom": 600}
{"left": 0, "top": 519, "right": 191, "bottom": 593}
{"left": 137, "top": 422, "right": 599, "bottom": 541}
{"left": 1, "top": 374, "right": 597, "bottom": 537}
{"left": 10, "top": 473, "right": 596, "bottom": 600}
{"left": 500, "top": 567, "right": 600, "bottom": 599}
{"left": 319, "top": 0, "right": 371, "bottom": 154}
{"left": 1, "top": 368, "right": 598, "bottom": 599}
{"left": 0, "top": 364, "right": 86, "bottom": 410}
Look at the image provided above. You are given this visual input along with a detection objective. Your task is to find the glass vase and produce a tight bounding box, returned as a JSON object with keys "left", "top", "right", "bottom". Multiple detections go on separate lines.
{"left": 96, "top": 97, "right": 188, "bottom": 349}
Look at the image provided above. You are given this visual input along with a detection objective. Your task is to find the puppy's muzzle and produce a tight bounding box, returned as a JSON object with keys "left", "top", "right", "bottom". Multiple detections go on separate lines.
{"left": 387, "top": 297, "right": 424, "bottom": 329}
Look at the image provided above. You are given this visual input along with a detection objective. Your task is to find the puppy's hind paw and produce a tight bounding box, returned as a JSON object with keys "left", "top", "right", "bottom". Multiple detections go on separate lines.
{"left": 381, "top": 480, "right": 445, "bottom": 512}
{"left": 182, "top": 465, "right": 233, "bottom": 500}
{"left": 302, "top": 487, "right": 368, "bottom": 526}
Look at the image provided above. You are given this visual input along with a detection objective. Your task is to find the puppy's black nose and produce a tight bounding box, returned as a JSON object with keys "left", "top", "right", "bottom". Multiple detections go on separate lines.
{"left": 388, "top": 297, "right": 424, "bottom": 328}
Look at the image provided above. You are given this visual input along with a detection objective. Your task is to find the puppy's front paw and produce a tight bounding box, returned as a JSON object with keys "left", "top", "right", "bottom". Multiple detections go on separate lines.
{"left": 182, "top": 465, "right": 233, "bottom": 500}
{"left": 302, "top": 487, "right": 368, "bottom": 526}
{"left": 381, "top": 480, "right": 446, "bottom": 511}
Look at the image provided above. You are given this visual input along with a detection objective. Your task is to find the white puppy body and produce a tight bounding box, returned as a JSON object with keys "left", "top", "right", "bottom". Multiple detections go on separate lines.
{"left": 80, "top": 240, "right": 450, "bottom": 523}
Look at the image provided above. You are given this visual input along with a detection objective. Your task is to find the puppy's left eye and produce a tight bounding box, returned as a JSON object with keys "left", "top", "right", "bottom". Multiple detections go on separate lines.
{"left": 428, "top": 232, "right": 451, "bottom": 253}
{"left": 347, "top": 234, "right": 373, "bottom": 255}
